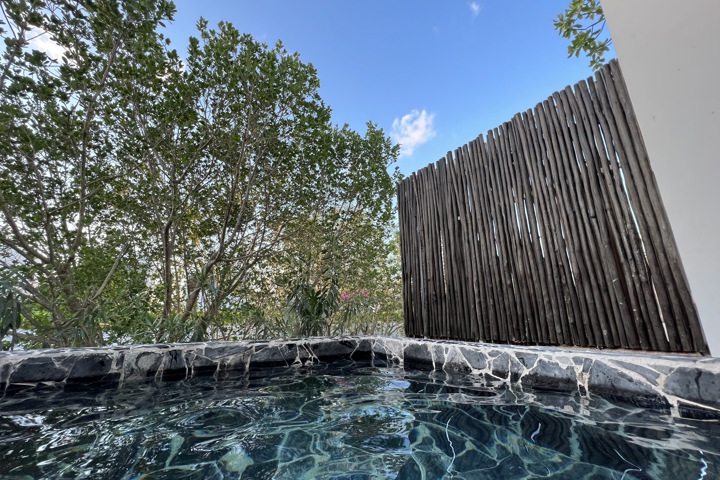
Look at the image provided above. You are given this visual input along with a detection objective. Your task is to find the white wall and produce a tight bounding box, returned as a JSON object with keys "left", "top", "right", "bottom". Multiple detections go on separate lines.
{"left": 602, "top": 0, "right": 720, "bottom": 355}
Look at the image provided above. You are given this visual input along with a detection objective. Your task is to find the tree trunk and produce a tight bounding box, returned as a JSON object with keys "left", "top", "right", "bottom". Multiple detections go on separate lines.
{"left": 162, "top": 220, "right": 174, "bottom": 319}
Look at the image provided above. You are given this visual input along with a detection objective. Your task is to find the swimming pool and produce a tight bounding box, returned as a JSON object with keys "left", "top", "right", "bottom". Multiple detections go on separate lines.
{"left": 1, "top": 337, "right": 718, "bottom": 479}
{"left": 1, "top": 356, "right": 718, "bottom": 479}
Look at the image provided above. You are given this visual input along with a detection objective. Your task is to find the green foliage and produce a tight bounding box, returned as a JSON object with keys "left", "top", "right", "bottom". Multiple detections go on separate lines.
{"left": 554, "top": 0, "right": 611, "bottom": 71}
{"left": 0, "top": 1, "right": 403, "bottom": 348}
{"left": 1, "top": 0, "right": 176, "bottom": 346}
{"left": 333, "top": 231, "right": 403, "bottom": 337}
{"left": 285, "top": 267, "right": 340, "bottom": 338}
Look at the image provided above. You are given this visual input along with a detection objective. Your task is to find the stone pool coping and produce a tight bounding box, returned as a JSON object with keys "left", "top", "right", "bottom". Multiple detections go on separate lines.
{"left": 1, "top": 336, "right": 718, "bottom": 418}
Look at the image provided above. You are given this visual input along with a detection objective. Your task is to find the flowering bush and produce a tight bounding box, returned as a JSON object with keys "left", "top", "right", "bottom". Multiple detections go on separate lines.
{"left": 339, "top": 289, "right": 370, "bottom": 302}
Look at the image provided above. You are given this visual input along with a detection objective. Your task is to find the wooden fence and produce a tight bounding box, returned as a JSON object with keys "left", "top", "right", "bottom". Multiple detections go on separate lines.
{"left": 398, "top": 60, "right": 709, "bottom": 354}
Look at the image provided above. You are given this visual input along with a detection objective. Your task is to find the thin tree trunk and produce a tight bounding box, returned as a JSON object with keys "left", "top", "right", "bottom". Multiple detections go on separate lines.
{"left": 162, "top": 220, "right": 174, "bottom": 319}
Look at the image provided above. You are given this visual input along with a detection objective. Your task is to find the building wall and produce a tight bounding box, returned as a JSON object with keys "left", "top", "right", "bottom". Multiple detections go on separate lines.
{"left": 602, "top": 0, "right": 720, "bottom": 355}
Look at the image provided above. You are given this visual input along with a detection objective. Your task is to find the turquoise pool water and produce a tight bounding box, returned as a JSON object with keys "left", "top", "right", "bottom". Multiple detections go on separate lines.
{"left": 0, "top": 359, "right": 717, "bottom": 479}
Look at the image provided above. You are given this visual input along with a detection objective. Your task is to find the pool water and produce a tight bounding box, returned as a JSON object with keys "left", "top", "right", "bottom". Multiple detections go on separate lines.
{"left": 0, "top": 359, "right": 717, "bottom": 479}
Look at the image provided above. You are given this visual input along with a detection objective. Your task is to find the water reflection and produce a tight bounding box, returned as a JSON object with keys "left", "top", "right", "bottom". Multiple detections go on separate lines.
{"left": 0, "top": 360, "right": 717, "bottom": 479}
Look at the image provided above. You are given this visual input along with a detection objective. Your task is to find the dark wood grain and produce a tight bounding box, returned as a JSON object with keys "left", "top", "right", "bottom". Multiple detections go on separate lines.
{"left": 398, "top": 59, "right": 708, "bottom": 355}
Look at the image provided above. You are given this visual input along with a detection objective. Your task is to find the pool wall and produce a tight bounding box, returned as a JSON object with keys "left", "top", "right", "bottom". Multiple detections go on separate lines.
{"left": 1, "top": 337, "right": 718, "bottom": 418}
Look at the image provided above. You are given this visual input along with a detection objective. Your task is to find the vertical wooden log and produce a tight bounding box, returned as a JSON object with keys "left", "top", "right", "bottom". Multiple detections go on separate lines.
{"left": 562, "top": 84, "right": 630, "bottom": 348}
{"left": 591, "top": 71, "right": 667, "bottom": 351}
{"left": 513, "top": 112, "right": 564, "bottom": 345}
{"left": 490, "top": 126, "right": 530, "bottom": 343}
{"left": 598, "top": 66, "right": 688, "bottom": 350}
{"left": 533, "top": 103, "right": 589, "bottom": 346}
{"left": 453, "top": 146, "right": 480, "bottom": 339}
{"left": 460, "top": 143, "right": 485, "bottom": 340}
{"left": 395, "top": 60, "right": 706, "bottom": 354}
{"left": 577, "top": 77, "right": 651, "bottom": 350}
{"left": 471, "top": 135, "right": 505, "bottom": 342}
{"left": 505, "top": 120, "right": 546, "bottom": 344}
{"left": 483, "top": 132, "right": 519, "bottom": 342}
{"left": 544, "top": 95, "right": 606, "bottom": 346}
{"left": 607, "top": 61, "right": 707, "bottom": 354}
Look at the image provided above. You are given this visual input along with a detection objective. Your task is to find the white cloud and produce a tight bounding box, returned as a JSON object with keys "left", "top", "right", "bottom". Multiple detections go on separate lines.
{"left": 27, "top": 27, "right": 67, "bottom": 62}
{"left": 391, "top": 109, "right": 436, "bottom": 158}
{"left": 469, "top": 1, "right": 482, "bottom": 19}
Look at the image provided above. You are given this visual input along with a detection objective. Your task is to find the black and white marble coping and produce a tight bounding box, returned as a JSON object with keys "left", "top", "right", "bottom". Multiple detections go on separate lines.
{"left": 1, "top": 336, "right": 718, "bottom": 419}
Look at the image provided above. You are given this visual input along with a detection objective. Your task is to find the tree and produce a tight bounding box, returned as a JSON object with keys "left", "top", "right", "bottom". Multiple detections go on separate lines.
{"left": 0, "top": 0, "right": 175, "bottom": 346}
{"left": 1, "top": 1, "right": 402, "bottom": 348}
{"left": 554, "top": 0, "right": 611, "bottom": 71}
{"left": 108, "top": 18, "right": 337, "bottom": 342}
{"left": 333, "top": 231, "right": 403, "bottom": 337}
{"left": 270, "top": 123, "right": 401, "bottom": 338}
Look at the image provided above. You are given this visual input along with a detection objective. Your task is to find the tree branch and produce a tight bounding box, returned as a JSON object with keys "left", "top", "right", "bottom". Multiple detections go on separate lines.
{"left": 88, "top": 243, "right": 130, "bottom": 303}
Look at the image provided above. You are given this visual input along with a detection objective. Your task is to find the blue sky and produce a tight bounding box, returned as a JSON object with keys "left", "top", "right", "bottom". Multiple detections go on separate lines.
{"left": 164, "top": 1, "right": 616, "bottom": 176}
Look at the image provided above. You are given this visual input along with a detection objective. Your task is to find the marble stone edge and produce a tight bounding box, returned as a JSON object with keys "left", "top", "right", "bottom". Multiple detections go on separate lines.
{"left": 1, "top": 336, "right": 718, "bottom": 417}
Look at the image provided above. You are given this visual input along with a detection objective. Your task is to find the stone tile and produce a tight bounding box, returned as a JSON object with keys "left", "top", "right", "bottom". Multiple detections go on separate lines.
{"left": 665, "top": 367, "right": 720, "bottom": 405}
{"left": 0, "top": 336, "right": 719, "bottom": 417}
{"left": 523, "top": 359, "right": 578, "bottom": 392}
{"left": 250, "top": 344, "right": 293, "bottom": 366}
{"left": 307, "top": 339, "right": 358, "bottom": 360}
{"left": 457, "top": 346, "right": 489, "bottom": 371}
{"left": 10, "top": 355, "right": 75, "bottom": 383}
{"left": 66, "top": 352, "right": 115, "bottom": 382}
{"left": 402, "top": 342, "right": 432, "bottom": 367}
{"left": 587, "top": 360, "right": 670, "bottom": 408}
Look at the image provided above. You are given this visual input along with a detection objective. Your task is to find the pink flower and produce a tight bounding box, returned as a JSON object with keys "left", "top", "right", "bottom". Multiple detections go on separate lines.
{"left": 340, "top": 289, "right": 371, "bottom": 302}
